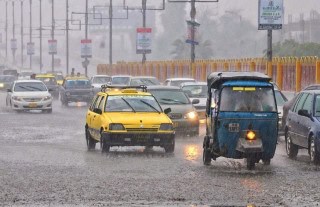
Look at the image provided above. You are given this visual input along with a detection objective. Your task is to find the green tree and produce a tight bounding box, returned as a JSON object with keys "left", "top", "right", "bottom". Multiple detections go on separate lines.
{"left": 271, "top": 39, "right": 320, "bottom": 58}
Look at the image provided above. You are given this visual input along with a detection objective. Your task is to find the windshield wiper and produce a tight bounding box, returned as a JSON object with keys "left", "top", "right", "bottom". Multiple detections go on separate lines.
{"left": 121, "top": 97, "right": 136, "bottom": 113}
{"left": 160, "top": 98, "right": 186, "bottom": 104}
{"left": 140, "top": 100, "right": 160, "bottom": 113}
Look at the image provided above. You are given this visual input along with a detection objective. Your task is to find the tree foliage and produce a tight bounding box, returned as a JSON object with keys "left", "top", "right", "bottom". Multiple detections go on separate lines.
{"left": 272, "top": 40, "right": 320, "bottom": 58}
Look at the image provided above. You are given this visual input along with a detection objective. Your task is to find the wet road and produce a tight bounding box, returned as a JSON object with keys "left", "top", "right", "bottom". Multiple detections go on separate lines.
{"left": 0, "top": 92, "right": 320, "bottom": 207}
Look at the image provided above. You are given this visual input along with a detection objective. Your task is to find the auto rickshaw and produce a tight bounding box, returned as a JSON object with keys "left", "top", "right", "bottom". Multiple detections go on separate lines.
{"left": 203, "top": 72, "right": 278, "bottom": 170}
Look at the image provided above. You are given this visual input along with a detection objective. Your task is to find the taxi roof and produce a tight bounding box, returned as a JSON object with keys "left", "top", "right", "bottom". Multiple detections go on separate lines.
{"left": 98, "top": 89, "right": 152, "bottom": 96}
{"left": 65, "top": 76, "right": 89, "bottom": 80}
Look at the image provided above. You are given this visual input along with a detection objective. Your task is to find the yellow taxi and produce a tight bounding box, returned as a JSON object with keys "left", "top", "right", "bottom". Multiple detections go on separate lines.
{"left": 85, "top": 85, "right": 175, "bottom": 153}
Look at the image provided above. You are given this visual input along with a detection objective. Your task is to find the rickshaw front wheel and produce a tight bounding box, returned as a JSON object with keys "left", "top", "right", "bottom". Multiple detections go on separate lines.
{"left": 203, "top": 146, "right": 211, "bottom": 166}
{"left": 262, "top": 159, "right": 271, "bottom": 165}
{"left": 246, "top": 156, "right": 256, "bottom": 170}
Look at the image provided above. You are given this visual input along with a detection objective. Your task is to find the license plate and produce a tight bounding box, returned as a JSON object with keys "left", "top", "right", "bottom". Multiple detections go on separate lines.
{"left": 229, "top": 123, "right": 240, "bottom": 132}
{"left": 136, "top": 134, "right": 150, "bottom": 142}
{"left": 173, "top": 122, "right": 179, "bottom": 128}
{"left": 29, "top": 103, "right": 37, "bottom": 108}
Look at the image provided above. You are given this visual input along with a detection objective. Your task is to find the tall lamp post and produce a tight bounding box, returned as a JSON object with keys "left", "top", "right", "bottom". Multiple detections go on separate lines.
{"left": 20, "top": 0, "right": 24, "bottom": 67}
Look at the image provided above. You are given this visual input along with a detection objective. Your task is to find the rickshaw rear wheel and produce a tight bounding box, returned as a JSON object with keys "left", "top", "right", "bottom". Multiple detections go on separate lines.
{"left": 203, "top": 140, "right": 211, "bottom": 165}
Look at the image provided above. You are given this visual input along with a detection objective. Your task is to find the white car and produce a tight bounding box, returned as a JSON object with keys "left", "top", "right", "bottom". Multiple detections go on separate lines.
{"left": 90, "top": 75, "right": 111, "bottom": 89}
{"left": 163, "top": 78, "right": 195, "bottom": 87}
{"left": 6, "top": 80, "right": 53, "bottom": 113}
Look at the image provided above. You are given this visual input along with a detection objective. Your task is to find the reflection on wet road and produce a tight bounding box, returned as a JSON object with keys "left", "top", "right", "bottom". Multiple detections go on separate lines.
{"left": 0, "top": 92, "right": 320, "bottom": 206}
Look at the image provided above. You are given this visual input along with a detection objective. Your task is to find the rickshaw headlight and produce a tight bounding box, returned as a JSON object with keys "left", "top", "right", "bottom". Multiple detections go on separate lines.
{"left": 246, "top": 131, "right": 256, "bottom": 140}
{"left": 185, "top": 111, "right": 197, "bottom": 119}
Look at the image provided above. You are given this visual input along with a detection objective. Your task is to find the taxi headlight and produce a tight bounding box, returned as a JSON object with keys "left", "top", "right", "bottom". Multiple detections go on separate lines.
{"left": 43, "top": 96, "right": 52, "bottom": 101}
{"left": 109, "top": 123, "right": 125, "bottom": 130}
{"left": 246, "top": 131, "right": 256, "bottom": 140}
{"left": 0, "top": 83, "right": 4, "bottom": 88}
{"left": 12, "top": 96, "right": 22, "bottom": 101}
{"left": 159, "top": 123, "right": 173, "bottom": 131}
{"left": 185, "top": 111, "right": 197, "bottom": 120}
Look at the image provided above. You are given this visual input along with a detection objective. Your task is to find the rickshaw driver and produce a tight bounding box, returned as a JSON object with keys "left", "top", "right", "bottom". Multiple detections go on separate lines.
{"left": 234, "top": 91, "right": 263, "bottom": 112}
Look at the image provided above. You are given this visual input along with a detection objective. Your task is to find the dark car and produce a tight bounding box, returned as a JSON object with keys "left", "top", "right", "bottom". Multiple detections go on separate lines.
{"left": 0, "top": 75, "right": 16, "bottom": 91}
{"left": 148, "top": 86, "right": 200, "bottom": 137}
{"left": 282, "top": 84, "right": 320, "bottom": 131}
{"left": 3, "top": 69, "right": 18, "bottom": 77}
{"left": 111, "top": 75, "right": 132, "bottom": 86}
{"left": 35, "top": 75, "right": 59, "bottom": 99}
{"left": 129, "top": 76, "right": 160, "bottom": 86}
{"left": 60, "top": 77, "right": 94, "bottom": 106}
{"left": 285, "top": 90, "right": 320, "bottom": 164}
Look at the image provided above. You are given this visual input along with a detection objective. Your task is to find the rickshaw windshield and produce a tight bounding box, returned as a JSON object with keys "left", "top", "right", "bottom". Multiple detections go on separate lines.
{"left": 219, "top": 86, "right": 277, "bottom": 112}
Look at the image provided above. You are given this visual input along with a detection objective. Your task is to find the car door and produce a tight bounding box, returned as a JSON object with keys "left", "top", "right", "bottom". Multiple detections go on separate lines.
{"left": 91, "top": 95, "right": 105, "bottom": 140}
{"left": 298, "top": 93, "right": 313, "bottom": 148}
{"left": 87, "top": 95, "right": 100, "bottom": 130}
{"left": 289, "top": 93, "right": 308, "bottom": 145}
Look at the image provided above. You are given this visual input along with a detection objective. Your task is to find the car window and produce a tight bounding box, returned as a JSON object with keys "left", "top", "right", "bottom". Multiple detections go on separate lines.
{"left": 302, "top": 94, "right": 313, "bottom": 114}
{"left": 275, "top": 91, "right": 287, "bottom": 107}
{"left": 149, "top": 90, "right": 190, "bottom": 105}
{"left": 294, "top": 93, "right": 308, "bottom": 113}
{"left": 14, "top": 82, "right": 47, "bottom": 92}
{"left": 98, "top": 96, "right": 105, "bottom": 110}
{"left": 314, "top": 95, "right": 320, "bottom": 117}
{"left": 90, "top": 95, "right": 100, "bottom": 111}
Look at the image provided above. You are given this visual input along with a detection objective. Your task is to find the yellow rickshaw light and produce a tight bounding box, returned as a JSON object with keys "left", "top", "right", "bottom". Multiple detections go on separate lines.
{"left": 246, "top": 131, "right": 256, "bottom": 140}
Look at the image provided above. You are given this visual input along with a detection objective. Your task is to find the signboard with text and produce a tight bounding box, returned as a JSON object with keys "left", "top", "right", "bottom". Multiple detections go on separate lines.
{"left": 48, "top": 40, "right": 57, "bottom": 54}
{"left": 27, "top": 42, "right": 35, "bottom": 55}
{"left": 81, "top": 39, "right": 92, "bottom": 58}
{"left": 11, "top": 39, "right": 17, "bottom": 50}
{"left": 186, "top": 20, "right": 200, "bottom": 45}
{"left": 258, "top": 0, "right": 283, "bottom": 30}
{"left": 136, "top": 28, "right": 152, "bottom": 54}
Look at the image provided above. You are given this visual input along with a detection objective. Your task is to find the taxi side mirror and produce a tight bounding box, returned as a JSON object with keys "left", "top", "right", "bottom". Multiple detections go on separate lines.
{"left": 192, "top": 99, "right": 200, "bottom": 105}
{"left": 298, "top": 109, "right": 310, "bottom": 118}
{"left": 164, "top": 108, "right": 171, "bottom": 114}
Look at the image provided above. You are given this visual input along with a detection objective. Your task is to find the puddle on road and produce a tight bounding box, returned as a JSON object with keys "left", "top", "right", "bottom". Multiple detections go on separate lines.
{"left": 184, "top": 144, "right": 201, "bottom": 161}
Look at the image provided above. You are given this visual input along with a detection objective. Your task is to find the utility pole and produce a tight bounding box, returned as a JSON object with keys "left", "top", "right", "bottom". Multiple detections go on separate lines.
{"left": 84, "top": 0, "right": 88, "bottom": 76}
{"left": 66, "top": 0, "right": 69, "bottom": 75}
{"left": 39, "top": 0, "right": 42, "bottom": 72}
{"left": 12, "top": 1, "right": 16, "bottom": 63}
{"left": 51, "top": 0, "right": 55, "bottom": 72}
{"left": 267, "top": 30, "right": 272, "bottom": 63}
{"left": 29, "top": 0, "right": 32, "bottom": 70}
{"left": 20, "top": 0, "right": 24, "bottom": 67}
{"left": 190, "top": 0, "right": 195, "bottom": 64}
{"left": 142, "top": 0, "right": 146, "bottom": 63}
{"left": 5, "top": 1, "right": 8, "bottom": 59}
{"left": 109, "top": 0, "right": 112, "bottom": 68}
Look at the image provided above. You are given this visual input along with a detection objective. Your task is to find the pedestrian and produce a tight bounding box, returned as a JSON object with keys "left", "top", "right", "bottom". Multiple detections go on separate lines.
{"left": 77, "top": 72, "right": 80, "bottom": 77}
{"left": 71, "top": 68, "right": 75, "bottom": 76}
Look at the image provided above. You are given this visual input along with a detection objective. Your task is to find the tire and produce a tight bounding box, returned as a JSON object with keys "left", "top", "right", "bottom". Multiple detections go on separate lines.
{"left": 85, "top": 128, "right": 96, "bottom": 151}
{"left": 164, "top": 139, "right": 175, "bottom": 153}
{"left": 286, "top": 132, "right": 298, "bottom": 159}
{"left": 246, "top": 156, "right": 256, "bottom": 170}
{"left": 310, "top": 136, "right": 320, "bottom": 165}
{"left": 100, "top": 134, "right": 110, "bottom": 153}
{"left": 262, "top": 159, "right": 271, "bottom": 165}
{"left": 203, "top": 145, "right": 211, "bottom": 166}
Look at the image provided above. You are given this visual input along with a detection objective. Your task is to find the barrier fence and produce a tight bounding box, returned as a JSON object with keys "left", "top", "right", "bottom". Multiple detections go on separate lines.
{"left": 97, "top": 56, "right": 320, "bottom": 92}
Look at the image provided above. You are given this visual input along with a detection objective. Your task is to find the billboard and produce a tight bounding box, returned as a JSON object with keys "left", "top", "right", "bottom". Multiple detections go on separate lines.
{"left": 258, "top": 0, "right": 283, "bottom": 30}
{"left": 48, "top": 40, "right": 57, "bottom": 54}
{"left": 27, "top": 42, "right": 35, "bottom": 55}
{"left": 11, "top": 39, "right": 17, "bottom": 50}
{"left": 136, "top": 28, "right": 152, "bottom": 54}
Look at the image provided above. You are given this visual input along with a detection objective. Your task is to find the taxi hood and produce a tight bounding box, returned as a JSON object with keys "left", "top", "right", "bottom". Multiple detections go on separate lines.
{"left": 104, "top": 112, "right": 171, "bottom": 125}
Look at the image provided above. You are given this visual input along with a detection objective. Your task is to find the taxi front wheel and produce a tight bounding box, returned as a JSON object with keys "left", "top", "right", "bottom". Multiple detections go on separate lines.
{"left": 85, "top": 128, "right": 96, "bottom": 151}
{"left": 100, "top": 135, "right": 110, "bottom": 153}
{"left": 164, "top": 139, "right": 175, "bottom": 153}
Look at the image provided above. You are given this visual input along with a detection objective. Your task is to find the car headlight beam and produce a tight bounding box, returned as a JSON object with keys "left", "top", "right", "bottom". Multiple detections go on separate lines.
{"left": 43, "top": 96, "right": 52, "bottom": 101}
{"left": 185, "top": 111, "right": 197, "bottom": 120}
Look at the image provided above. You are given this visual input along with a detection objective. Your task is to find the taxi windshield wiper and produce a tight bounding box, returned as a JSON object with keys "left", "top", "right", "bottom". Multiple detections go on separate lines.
{"left": 140, "top": 100, "right": 160, "bottom": 113}
{"left": 160, "top": 98, "right": 186, "bottom": 104}
{"left": 121, "top": 97, "right": 136, "bottom": 113}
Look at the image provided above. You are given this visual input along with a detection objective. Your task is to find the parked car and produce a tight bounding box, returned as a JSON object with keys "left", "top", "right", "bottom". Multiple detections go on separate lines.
{"left": 111, "top": 75, "right": 132, "bottom": 86}
{"left": 148, "top": 86, "right": 200, "bottom": 137}
{"left": 163, "top": 78, "right": 195, "bottom": 87}
{"left": 129, "top": 76, "right": 161, "bottom": 86}
{"left": 181, "top": 82, "right": 207, "bottom": 118}
{"left": 0, "top": 75, "right": 16, "bottom": 91}
{"left": 85, "top": 85, "right": 175, "bottom": 153}
{"left": 285, "top": 89, "right": 320, "bottom": 164}
{"left": 6, "top": 80, "right": 52, "bottom": 113}
{"left": 60, "top": 76, "right": 94, "bottom": 106}
{"left": 3, "top": 69, "right": 18, "bottom": 77}
{"left": 35, "top": 74, "right": 59, "bottom": 99}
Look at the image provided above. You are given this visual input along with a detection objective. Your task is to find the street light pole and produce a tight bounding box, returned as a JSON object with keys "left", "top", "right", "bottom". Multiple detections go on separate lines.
{"left": 109, "top": 0, "right": 112, "bottom": 68}
{"left": 20, "top": 0, "right": 24, "bottom": 67}
{"left": 142, "top": 0, "right": 146, "bottom": 63}
{"left": 66, "top": 0, "right": 69, "bottom": 75}
{"left": 190, "top": 0, "right": 195, "bottom": 64}
{"left": 39, "top": 0, "right": 42, "bottom": 72}
{"left": 12, "top": 1, "right": 16, "bottom": 63}
{"left": 5, "top": 1, "right": 8, "bottom": 59}
{"left": 51, "top": 0, "right": 55, "bottom": 72}
{"left": 29, "top": 0, "right": 32, "bottom": 70}
{"left": 84, "top": 0, "right": 88, "bottom": 76}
